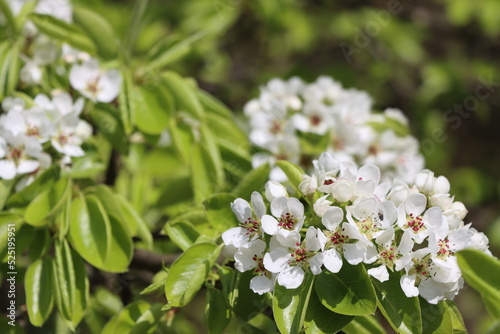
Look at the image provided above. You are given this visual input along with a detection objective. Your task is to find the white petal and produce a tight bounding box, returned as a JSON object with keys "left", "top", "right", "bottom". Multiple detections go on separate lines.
{"left": 400, "top": 274, "right": 419, "bottom": 297}
{"left": 261, "top": 215, "right": 279, "bottom": 235}
{"left": 221, "top": 227, "right": 248, "bottom": 248}
{"left": 405, "top": 193, "right": 427, "bottom": 216}
{"left": 263, "top": 247, "right": 290, "bottom": 273}
{"left": 265, "top": 181, "right": 288, "bottom": 201}
{"left": 96, "top": 69, "right": 122, "bottom": 103}
{"left": 357, "top": 164, "right": 380, "bottom": 184}
{"left": 276, "top": 230, "right": 301, "bottom": 248}
{"left": 0, "top": 160, "right": 17, "bottom": 179}
{"left": 368, "top": 265, "right": 389, "bottom": 282}
{"left": 322, "top": 206, "right": 344, "bottom": 230}
{"left": 250, "top": 276, "right": 274, "bottom": 295}
{"left": 322, "top": 249, "right": 343, "bottom": 273}
{"left": 251, "top": 192, "right": 266, "bottom": 218}
{"left": 352, "top": 198, "right": 377, "bottom": 220}
{"left": 288, "top": 197, "right": 304, "bottom": 218}
{"left": 17, "top": 159, "right": 39, "bottom": 174}
{"left": 270, "top": 196, "right": 288, "bottom": 217}
{"left": 309, "top": 253, "right": 324, "bottom": 275}
{"left": 278, "top": 266, "right": 304, "bottom": 289}
{"left": 231, "top": 198, "right": 252, "bottom": 223}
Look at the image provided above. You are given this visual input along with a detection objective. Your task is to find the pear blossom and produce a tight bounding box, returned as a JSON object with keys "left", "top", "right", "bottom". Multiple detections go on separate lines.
{"left": 261, "top": 196, "right": 305, "bottom": 247}
{"left": 69, "top": 59, "right": 122, "bottom": 103}
{"left": 263, "top": 228, "right": 323, "bottom": 289}
{"left": 222, "top": 192, "right": 266, "bottom": 249}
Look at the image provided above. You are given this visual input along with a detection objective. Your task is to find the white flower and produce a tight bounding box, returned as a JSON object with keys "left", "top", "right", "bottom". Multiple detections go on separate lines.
{"left": 222, "top": 192, "right": 266, "bottom": 249}
{"left": 265, "top": 181, "right": 288, "bottom": 201}
{"left": 70, "top": 59, "right": 122, "bottom": 103}
{"left": 347, "top": 197, "right": 397, "bottom": 241}
{"left": 313, "top": 195, "right": 332, "bottom": 217}
{"left": 414, "top": 170, "right": 450, "bottom": 196}
{"left": 0, "top": 134, "right": 42, "bottom": 180}
{"left": 261, "top": 196, "right": 304, "bottom": 247}
{"left": 263, "top": 228, "right": 323, "bottom": 289}
{"left": 397, "top": 194, "right": 445, "bottom": 243}
{"left": 317, "top": 207, "right": 375, "bottom": 273}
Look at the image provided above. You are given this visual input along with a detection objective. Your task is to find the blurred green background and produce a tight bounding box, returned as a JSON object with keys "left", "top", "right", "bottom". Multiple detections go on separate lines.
{"left": 76, "top": 0, "right": 500, "bottom": 332}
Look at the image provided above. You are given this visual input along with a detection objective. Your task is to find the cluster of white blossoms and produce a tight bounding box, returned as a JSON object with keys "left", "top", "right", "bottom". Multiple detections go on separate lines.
{"left": 0, "top": 93, "right": 92, "bottom": 184}
{"left": 222, "top": 153, "right": 490, "bottom": 304}
{"left": 244, "top": 77, "right": 424, "bottom": 183}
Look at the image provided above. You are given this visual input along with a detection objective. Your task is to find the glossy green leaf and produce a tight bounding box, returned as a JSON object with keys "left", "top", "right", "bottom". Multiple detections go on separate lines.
{"left": 275, "top": 160, "right": 306, "bottom": 194}
{"left": 0, "top": 44, "right": 20, "bottom": 100}
{"left": 200, "top": 125, "right": 225, "bottom": 189}
{"left": 53, "top": 240, "right": 89, "bottom": 330}
{"left": 205, "top": 286, "right": 231, "bottom": 334}
{"left": 304, "top": 286, "right": 353, "bottom": 334}
{"left": 371, "top": 271, "right": 422, "bottom": 334}
{"left": 30, "top": 14, "right": 96, "bottom": 54}
{"left": 197, "top": 90, "right": 232, "bottom": 118}
{"left": 232, "top": 271, "right": 268, "bottom": 321}
{"left": 69, "top": 194, "right": 132, "bottom": 273}
{"left": 116, "top": 194, "right": 153, "bottom": 249}
{"left": 25, "top": 258, "right": 55, "bottom": 327}
{"left": 6, "top": 167, "right": 59, "bottom": 208}
{"left": 140, "top": 269, "right": 168, "bottom": 295}
{"left": 342, "top": 315, "right": 386, "bottom": 334}
{"left": 232, "top": 162, "right": 271, "bottom": 199}
{"left": 165, "top": 243, "right": 221, "bottom": 307}
{"left": 91, "top": 105, "right": 128, "bottom": 154}
{"left": 315, "top": 263, "right": 377, "bottom": 316}
{"left": 118, "top": 69, "right": 135, "bottom": 135}
{"left": 27, "top": 229, "right": 50, "bottom": 260}
{"left": 273, "top": 273, "right": 315, "bottom": 334}
{"left": 444, "top": 301, "right": 466, "bottom": 334}
{"left": 0, "top": 177, "right": 14, "bottom": 211}
{"left": 135, "top": 85, "right": 173, "bottom": 135}
{"left": 420, "top": 299, "right": 453, "bottom": 334}
{"left": 162, "top": 71, "right": 205, "bottom": 120}
{"left": 0, "top": 213, "right": 23, "bottom": 261}
{"left": 164, "top": 220, "right": 200, "bottom": 251}
{"left": 487, "top": 319, "right": 500, "bottom": 334}
{"left": 0, "top": 0, "right": 15, "bottom": 31}
{"left": 24, "top": 176, "right": 71, "bottom": 226}
{"left": 191, "top": 142, "right": 218, "bottom": 203}
{"left": 102, "top": 301, "right": 162, "bottom": 334}
{"left": 203, "top": 193, "right": 238, "bottom": 233}
{"left": 73, "top": 6, "right": 117, "bottom": 59}
{"left": 206, "top": 112, "right": 248, "bottom": 146}
{"left": 457, "top": 249, "right": 500, "bottom": 318}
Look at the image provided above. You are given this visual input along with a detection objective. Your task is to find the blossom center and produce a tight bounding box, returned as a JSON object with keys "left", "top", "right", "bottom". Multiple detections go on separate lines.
{"left": 278, "top": 213, "right": 297, "bottom": 230}
{"left": 311, "top": 115, "right": 322, "bottom": 126}
{"left": 252, "top": 255, "right": 267, "bottom": 275}
{"left": 241, "top": 217, "right": 260, "bottom": 236}
{"left": 436, "top": 238, "right": 454, "bottom": 258}
{"left": 7, "top": 147, "right": 23, "bottom": 163}
{"left": 405, "top": 214, "right": 425, "bottom": 233}
{"left": 324, "top": 228, "right": 357, "bottom": 251}
{"left": 288, "top": 243, "right": 314, "bottom": 267}
{"left": 26, "top": 126, "right": 40, "bottom": 137}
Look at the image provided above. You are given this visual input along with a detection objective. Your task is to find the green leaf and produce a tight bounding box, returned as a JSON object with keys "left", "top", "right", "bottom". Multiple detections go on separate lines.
{"left": 206, "top": 112, "right": 248, "bottom": 146}
{"left": 146, "top": 30, "right": 206, "bottom": 70}
{"left": 116, "top": 194, "right": 153, "bottom": 249}
{"left": 371, "top": 270, "right": 422, "bottom": 334}
{"left": 200, "top": 125, "right": 225, "bottom": 189}
{"left": 162, "top": 71, "right": 205, "bottom": 120}
{"left": 30, "top": 14, "right": 96, "bottom": 54}
{"left": 205, "top": 286, "right": 231, "bottom": 334}
{"left": 444, "top": 301, "right": 466, "bottom": 334}
{"left": 164, "top": 220, "right": 200, "bottom": 251}
{"left": 24, "top": 176, "right": 71, "bottom": 226}
{"left": 25, "top": 258, "right": 55, "bottom": 327}
{"left": 6, "top": 166, "right": 59, "bottom": 208}
{"left": 53, "top": 240, "right": 89, "bottom": 330}
{"left": 102, "top": 301, "right": 162, "bottom": 334}
{"left": 68, "top": 194, "right": 132, "bottom": 273}
{"left": 232, "top": 163, "right": 271, "bottom": 199}
{"left": 165, "top": 243, "right": 221, "bottom": 307}
{"left": 118, "top": 69, "right": 135, "bottom": 135}
{"left": 315, "top": 263, "right": 377, "bottom": 316}
{"left": 456, "top": 249, "right": 500, "bottom": 318}
{"left": 342, "top": 315, "right": 386, "bottom": 334}
{"left": 273, "top": 273, "right": 315, "bottom": 334}
{"left": 91, "top": 105, "right": 128, "bottom": 154}
{"left": 420, "top": 299, "right": 453, "bottom": 334}
{"left": 197, "top": 90, "right": 232, "bottom": 118}
{"left": 191, "top": 142, "right": 218, "bottom": 203}
{"left": 203, "top": 193, "right": 238, "bottom": 234}
{"left": 232, "top": 271, "right": 268, "bottom": 321}
{"left": 487, "top": 319, "right": 500, "bottom": 334}
{"left": 72, "top": 6, "right": 117, "bottom": 59}
{"left": 304, "top": 286, "right": 353, "bottom": 334}
{"left": 0, "top": 0, "right": 16, "bottom": 31}
{"left": 0, "top": 213, "right": 23, "bottom": 261}
{"left": 0, "top": 179, "right": 14, "bottom": 210}
{"left": 135, "top": 84, "right": 173, "bottom": 135}
{"left": 140, "top": 269, "right": 168, "bottom": 295}
{"left": 275, "top": 160, "right": 306, "bottom": 194}
{"left": 0, "top": 44, "right": 20, "bottom": 100}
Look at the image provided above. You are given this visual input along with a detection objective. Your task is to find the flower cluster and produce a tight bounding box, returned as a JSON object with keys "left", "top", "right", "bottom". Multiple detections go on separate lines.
{"left": 0, "top": 93, "right": 92, "bottom": 184}
{"left": 244, "top": 77, "right": 424, "bottom": 183}
{"left": 222, "top": 153, "right": 490, "bottom": 304}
